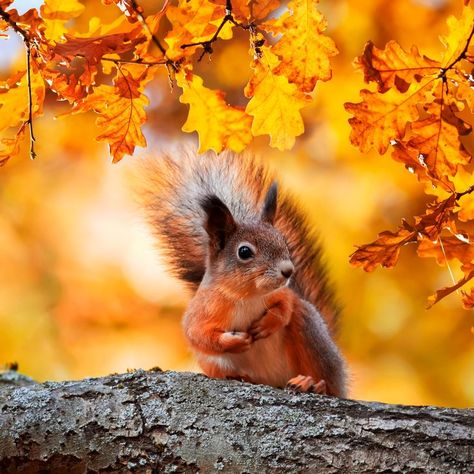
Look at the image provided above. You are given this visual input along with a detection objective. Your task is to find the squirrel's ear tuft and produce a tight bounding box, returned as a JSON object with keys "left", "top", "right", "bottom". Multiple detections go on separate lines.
{"left": 262, "top": 181, "right": 278, "bottom": 225}
{"left": 201, "top": 195, "right": 237, "bottom": 251}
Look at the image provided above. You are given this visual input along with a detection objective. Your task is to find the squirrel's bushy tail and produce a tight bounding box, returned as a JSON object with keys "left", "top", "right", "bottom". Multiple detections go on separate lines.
{"left": 140, "top": 150, "right": 340, "bottom": 331}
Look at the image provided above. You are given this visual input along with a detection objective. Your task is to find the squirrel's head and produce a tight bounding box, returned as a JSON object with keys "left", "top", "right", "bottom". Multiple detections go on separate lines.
{"left": 200, "top": 182, "right": 294, "bottom": 298}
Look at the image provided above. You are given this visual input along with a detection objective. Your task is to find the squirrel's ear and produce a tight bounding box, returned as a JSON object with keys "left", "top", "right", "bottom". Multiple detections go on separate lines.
{"left": 201, "top": 195, "right": 237, "bottom": 251}
{"left": 262, "top": 181, "right": 278, "bottom": 225}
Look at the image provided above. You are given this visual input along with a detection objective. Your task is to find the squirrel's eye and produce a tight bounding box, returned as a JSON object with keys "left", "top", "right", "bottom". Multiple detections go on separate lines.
{"left": 238, "top": 245, "right": 254, "bottom": 260}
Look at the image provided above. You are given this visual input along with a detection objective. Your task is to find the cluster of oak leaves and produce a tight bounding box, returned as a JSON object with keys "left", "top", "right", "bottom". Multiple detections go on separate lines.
{"left": 0, "top": 0, "right": 474, "bottom": 308}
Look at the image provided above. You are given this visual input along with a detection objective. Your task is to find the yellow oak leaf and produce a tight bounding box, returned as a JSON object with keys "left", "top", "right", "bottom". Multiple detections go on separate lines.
{"left": 74, "top": 64, "right": 152, "bottom": 162}
{"left": 40, "top": 0, "right": 85, "bottom": 42}
{"left": 262, "top": 0, "right": 337, "bottom": 92}
{"left": 450, "top": 70, "right": 474, "bottom": 113}
{"left": 0, "top": 69, "right": 44, "bottom": 132}
{"left": 177, "top": 69, "right": 252, "bottom": 153}
{"left": 344, "top": 80, "right": 436, "bottom": 154}
{"left": 0, "top": 125, "right": 26, "bottom": 166}
{"left": 245, "top": 45, "right": 309, "bottom": 150}
{"left": 440, "top": 5, "right": 474, "bottom": 68}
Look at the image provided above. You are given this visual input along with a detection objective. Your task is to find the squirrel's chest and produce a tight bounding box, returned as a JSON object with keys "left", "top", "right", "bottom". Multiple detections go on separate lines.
{"left": 205, "top": 296, "right": 293, "bottom": 387}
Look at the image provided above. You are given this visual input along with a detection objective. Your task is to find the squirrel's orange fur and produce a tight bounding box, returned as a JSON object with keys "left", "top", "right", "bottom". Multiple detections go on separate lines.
{"left": 141, "top": 151, "right": 347, "bottom": 396}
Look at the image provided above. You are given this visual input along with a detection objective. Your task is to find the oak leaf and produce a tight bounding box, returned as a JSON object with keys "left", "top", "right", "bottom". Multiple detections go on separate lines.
{"left": 245, "top": 45, "right": 309, "bottom": 150}
{"left": 0, "top": 69, "right": 44, "bottom": 134}
{"left": 177, "top": 69, "right": 252, "bottom": 153}
{"left": 209, "top": 0, "right": 279, "bottom": 21}
{"left": 440, "top": 5, "right": 474, "bottom": 69}
{"left": 406, "top": 104, "right": 471, "bottom": 182}
{"left": 350, "top": 228, "right": 417, "bottom": 272}
{"left": 413, "top": 196, "right": 458, "bottom": 241}
{"left": 355, "top": 40, "right": 440, "bottom": 93}
{"left": 345, "top": 82, "right": 435, "bottom": 154}
{"left": 262, "top": 0, "right": 338, "bottom": 92}
{"left": 40, "top": 0, "right": 85, "bottom": 42}
{"left": 53, "top": 28, "right": 144, "bottom": 64}
{"left": 165, "top": 0, "right": 231, "bottom": 61}
{"left": 0, "top": 125, "right": 26, "bottom": 167}
{"left": 426, "top": 270, "right": 474, "bottom": 309}
{"left": 461, "top": 288, "right": 474, "bottom": 309}
{"left": 417, "top": 234, "right": 474, "bottom": 268}
{"left": 73, "top": 65, "right": 152, "bottom": 162}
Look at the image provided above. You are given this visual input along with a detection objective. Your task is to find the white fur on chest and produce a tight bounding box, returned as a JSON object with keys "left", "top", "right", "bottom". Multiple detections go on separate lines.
{"left": 200, "top": 295, "right": 293, "bottom": 387}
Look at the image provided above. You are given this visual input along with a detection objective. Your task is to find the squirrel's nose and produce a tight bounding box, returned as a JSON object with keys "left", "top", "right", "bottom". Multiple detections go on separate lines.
{"left": 279, "top": 260, "right": 294, "bottom": 279}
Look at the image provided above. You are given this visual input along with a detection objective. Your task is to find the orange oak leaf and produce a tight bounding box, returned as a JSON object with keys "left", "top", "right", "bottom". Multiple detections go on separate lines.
{"left": 134, "top": 2, "right": 169, "bottom": 59}
{"left": 209, "top": 0, "right": 279, "bottom": 21}
{"left": 0, "top": 124, "right": 26, "bottom": 167}
{"left": 426, "top": 270, "right": 474, "bottom": 309}
{"left": 345, "top": 81, "right": 435, "bottom": 154}
{"left": 413, "top": 195, "right": 458, "bottom": 241}
{"left": 164, "top": 0, "right": 231, "bottom": 61}
{"left": 73, "top": 64, "right": 152, "bottom": 162}
{"left": 350, "top": 227, "right": 417, "bottom": 272}
{"left": 53, "top": 28, "right": 144, "bottom": 64}
{"left": 406, "top": 104, "right": 472, "bottom": 182}
{"left": 354, "top": 40, "right": 440, "bottom": 93}
{"left": 262, "top": 0, "right": 337, "bottom": 93}
{"left": 176, "top": 69, "right": 252, "bottom": 153}
{"left": 391, "top": 142, "right": 434, "bottom": 185}
{"left": 245, "top": 45, "right": 309, "bottom": 150}
{"left": 461, "top": 288, "right": 474, "bottom": 309}
{"left": 417, "top": 234, "right": 474, "bottom": 269}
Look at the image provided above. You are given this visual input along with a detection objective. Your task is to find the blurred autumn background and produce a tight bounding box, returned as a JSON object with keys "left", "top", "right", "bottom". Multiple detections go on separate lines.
{"left": 1, "top": 0, "right": 473, "bottom": 408}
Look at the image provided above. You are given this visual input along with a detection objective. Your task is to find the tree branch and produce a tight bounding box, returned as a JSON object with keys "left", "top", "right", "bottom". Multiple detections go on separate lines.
{"left": 0, "top": 370, "right": 472, "bottom": 472}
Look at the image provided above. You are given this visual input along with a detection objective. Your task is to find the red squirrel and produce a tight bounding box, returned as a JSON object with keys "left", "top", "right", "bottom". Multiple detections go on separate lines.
{"left": 142, "top": 151, "right": 347, "bottom": 396}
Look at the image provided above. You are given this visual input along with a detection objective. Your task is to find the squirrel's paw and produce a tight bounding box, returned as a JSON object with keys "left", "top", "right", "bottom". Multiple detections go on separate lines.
{"left": 249, "top": 312, "right": 284, "bottom": 340}
{"left": 219, "top": 331, "right": 252, "bottom": 353}
{"left": 286, "top": 375, "right": 327, "bottom": 395}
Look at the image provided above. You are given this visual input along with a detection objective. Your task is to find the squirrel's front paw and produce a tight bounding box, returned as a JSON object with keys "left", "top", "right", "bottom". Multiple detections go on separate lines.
{"left": 249, "top": 312, "right": 284, "bottom": 340}
{"left": 219, "top": 331, "right": 252, "bottom": 353}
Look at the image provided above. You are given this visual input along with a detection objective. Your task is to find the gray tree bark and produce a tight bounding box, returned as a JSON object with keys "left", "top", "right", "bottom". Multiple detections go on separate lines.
{"left": 0, "top": 369, "right": 472, "bottom": 473}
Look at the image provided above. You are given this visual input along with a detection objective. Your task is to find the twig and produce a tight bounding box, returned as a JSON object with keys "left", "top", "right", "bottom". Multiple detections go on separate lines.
{"left": 0, "top": 7, "right": 29, "bottom": 42}
{"left": 180, "top": 0, "right": 253, "bottom": 61}
{"left": 0, "top": 6, "right": 36, "bottom": 159}
{"left": 455, "top": 185, "right": 474, "bottom": 200}
{"left": 128, "top": 0, "right": 178, "bottom": 78}
{"left": 25, "top": 43, "right": 36, "bottom": 159}
{"left": 438, "top": 25, "right": 474, "bottom": 78}
{"left": 100, "top": 57, "right": 167, "bottom": 67}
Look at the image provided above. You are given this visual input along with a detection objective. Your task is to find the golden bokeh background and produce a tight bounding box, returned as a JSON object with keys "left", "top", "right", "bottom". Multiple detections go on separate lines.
{"left": 1, "top": 0, "right": 473, "bottom": 407}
